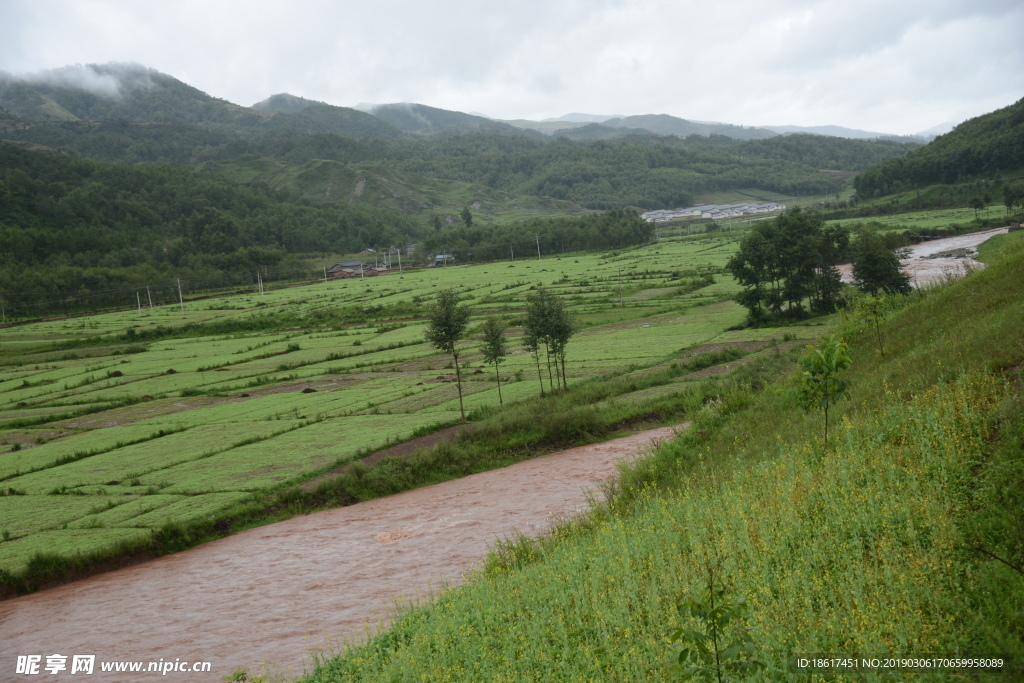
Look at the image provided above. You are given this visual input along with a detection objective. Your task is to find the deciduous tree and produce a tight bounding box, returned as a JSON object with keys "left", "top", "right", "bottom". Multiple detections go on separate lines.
{"left": 851, "top": 226, "right": 911, "bottom": 296}
{"left": 481, "top": 317, "right": 508, "bottom": 406}
{"left": 522, "top": 288, "right": 574, "bottom": 393}
{"left": 726, "top": 207, "right": 848, "bottom": 321}
{"left": 425, "top": 288, "right": 471, "bottom": 420}
{"left": 788, "top": 337, "right": 852, "bottom": 447}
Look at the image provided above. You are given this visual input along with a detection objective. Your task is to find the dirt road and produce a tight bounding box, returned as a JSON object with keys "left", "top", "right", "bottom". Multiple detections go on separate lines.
{"left": 0, "top": 426, "right": 682, "bottom": 682}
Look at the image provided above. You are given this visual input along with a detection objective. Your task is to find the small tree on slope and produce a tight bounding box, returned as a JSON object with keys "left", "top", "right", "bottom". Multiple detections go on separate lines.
{"left": 788, "top": 337, "right": 852, "bottom": 448}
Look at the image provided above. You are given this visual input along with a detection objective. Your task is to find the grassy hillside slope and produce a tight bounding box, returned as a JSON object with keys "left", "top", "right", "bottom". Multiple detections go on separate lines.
{"left": 301, "top": 231, "right": 1024, "bottom": 681}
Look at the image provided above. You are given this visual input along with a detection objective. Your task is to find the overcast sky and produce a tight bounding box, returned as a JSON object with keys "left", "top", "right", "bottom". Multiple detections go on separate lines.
{"left": 1, "top": 0, "right": 1021, "bottom": 135}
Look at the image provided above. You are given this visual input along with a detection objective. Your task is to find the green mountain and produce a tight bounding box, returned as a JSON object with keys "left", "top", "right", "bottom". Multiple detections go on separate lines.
{"left": 608, "top": 114, "right": 777, "bottom": 140}
{"left": 500, "top": 119, "right": 594, "bottom": 134}
{"left": 502, "top": 113, "right": 778, "bottom": 141}
{"left": 205, "top": 155, "right": 591, "bottom": 226}
{"left": 0, "top": 63, "right": 252, "bottom": 125}
{"left": 364, "top": 103, "right": 520, "bottom": 135}
{"left": 854, "top": 97, "right": 1024, "bottom": 197}
{"left": 251, "top": 94, "right": 402, "bottom": 138}
{"left": 551, "top": 123, "right": 658, "bottom": 141}
{"left": 251, "top": 93, "right": 320, "bottom": 114}
{"left": 0, "top": 63, "right": 920, "bottom": 216}
{"left": 0, "top": 65, "right": 401, "bottom": 139}
{"left": 0, "top": 140, "right": 419, "bottom": 307}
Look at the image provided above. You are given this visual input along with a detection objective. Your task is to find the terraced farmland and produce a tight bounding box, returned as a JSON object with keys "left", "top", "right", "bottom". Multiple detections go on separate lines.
{"left": 0, "top": 230, "right": 819, "bottom": 584}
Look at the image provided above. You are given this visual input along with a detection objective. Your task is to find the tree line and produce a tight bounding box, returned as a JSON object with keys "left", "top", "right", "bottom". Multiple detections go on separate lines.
{"left": 418, "top": 208, "right": 653, "bottom": 263}
{"left": 426, "top": 287, "right": 575, "bottom": 420}
{"left": 726, "top": 208, "right": 910, "bottom": 324}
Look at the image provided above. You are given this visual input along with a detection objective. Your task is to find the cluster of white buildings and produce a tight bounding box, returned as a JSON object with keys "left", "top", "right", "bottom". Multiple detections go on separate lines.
{"left": 641, "top": 202, "right": 786, "bottom": 222}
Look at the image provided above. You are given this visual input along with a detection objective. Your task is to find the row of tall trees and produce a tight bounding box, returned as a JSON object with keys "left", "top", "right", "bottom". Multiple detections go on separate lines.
{"left": 418, "top": 208, "right": 653, "bottom": 263}
{"left": 523, "top": 288, "right": 575, "bottom": 395}
{"left": 425, "top": 287, "right": 575, "bottom": 420}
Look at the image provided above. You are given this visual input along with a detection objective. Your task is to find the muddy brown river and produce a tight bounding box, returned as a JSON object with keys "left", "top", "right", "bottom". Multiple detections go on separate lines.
{"left": 836, "top": 226, "right": 1008, "bottom": 286}
{"left": 1, "top": 427, "right": 682, "bottom": 682}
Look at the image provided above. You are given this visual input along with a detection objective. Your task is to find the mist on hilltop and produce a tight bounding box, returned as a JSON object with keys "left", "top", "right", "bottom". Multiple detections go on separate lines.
{"left": 3, "top": 62, "right": 157, "bottom": 99}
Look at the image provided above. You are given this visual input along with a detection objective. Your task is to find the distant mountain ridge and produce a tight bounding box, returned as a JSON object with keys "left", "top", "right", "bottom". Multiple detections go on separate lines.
{"left": 505, "top": 114, "right": 943, "bottom": 141}
{"left": 0, "top": 63, "right": 941, "bottom": 144}
{"left": 0, "top": 64, "right": 402, "bottom": 139}
{"left": 0, "top": 61, "right": 924, "bottom": 220}
{"left": 761, "top": 124, "right": 934, "bottom": 142}
{"left": 356, "top": 102, "right": 518, "bottom": 135}
{"left": 542, "top": 113, "right": 624, "bottom": 123}
{"left": 500, "top": 113, "right": 777, "bottom": 140}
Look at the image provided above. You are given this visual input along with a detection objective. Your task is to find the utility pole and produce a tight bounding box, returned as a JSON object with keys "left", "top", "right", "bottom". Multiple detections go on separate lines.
{"left": 177, "top": 278, "right": 185, "bottom": 316}
{"left": 535, "top": 235, "right": 541, "bottom": 260}
{"left": 510, "top": 244, "right": 514, "bottom": 261}
{"left": 397, "top": 249, "right": 403, "bottom": 274}
{"left": 146, "top": 286, "right": 153, "bottom": 309}
{"left": 137, "top": 292, "right": 142, "bottom": 317}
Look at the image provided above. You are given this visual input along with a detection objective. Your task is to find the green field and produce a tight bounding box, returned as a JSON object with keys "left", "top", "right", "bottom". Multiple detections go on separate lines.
{"left": 1, "top": 229, "right": 804, "bottom": 584}
{"left": 298, "top": 224, "right": 1024, "bottom": 683}
{"left": 826, "top": 203, "right": 1008, "bottom": 231}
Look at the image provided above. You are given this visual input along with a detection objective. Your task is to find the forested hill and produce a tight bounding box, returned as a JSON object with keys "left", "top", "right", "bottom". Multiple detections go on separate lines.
{"left": 0, "top": 141, "right": 417, "bottom": 307}
{"left": 360, "top": 103, "right": 519, "bottom": 136}
{"left": 0, "top": 110, "right": 917, "bottom": 212}
{"left": 854, "top": 97, "right": 1024, "bottom": 198}
{"left": 607, "top": 114, "right": 777, "bottom": 140}
{"left": 0, "top": 63, "right": 926, "bottom": 215}
{"left": 0, "top": 64, "right": 403, "bottom": 139}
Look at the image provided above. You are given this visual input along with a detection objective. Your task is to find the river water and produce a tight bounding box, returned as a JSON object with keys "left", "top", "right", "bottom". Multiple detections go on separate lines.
{"left": 1, "top": 426, "right": 682, "bottom": 682}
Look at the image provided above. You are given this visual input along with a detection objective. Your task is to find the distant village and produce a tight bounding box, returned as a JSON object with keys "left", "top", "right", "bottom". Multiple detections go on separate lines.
{"left": 640, "top": 202, "right": 786, "bottom": 222}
